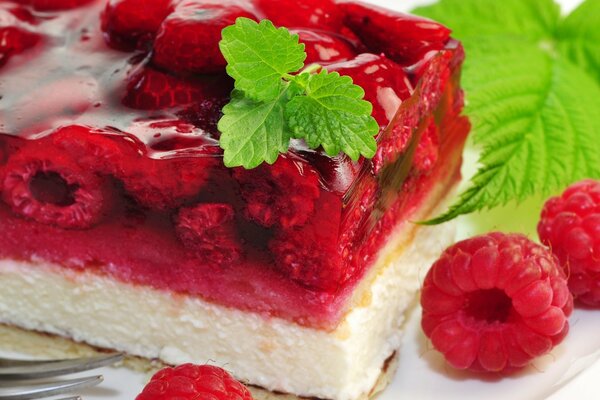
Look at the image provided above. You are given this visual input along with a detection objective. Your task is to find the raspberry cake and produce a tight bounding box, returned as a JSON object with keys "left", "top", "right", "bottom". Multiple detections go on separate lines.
{"left": 0, "top": 0, "right": 469, "bottom": 399}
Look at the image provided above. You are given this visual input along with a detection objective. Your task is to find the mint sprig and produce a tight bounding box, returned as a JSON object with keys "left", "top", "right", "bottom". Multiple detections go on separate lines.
{"left": 218, "top": 18, "right": 378, "bottom": 169}
{"left": 414, "top": 0, "right": 600, "bottom": 224}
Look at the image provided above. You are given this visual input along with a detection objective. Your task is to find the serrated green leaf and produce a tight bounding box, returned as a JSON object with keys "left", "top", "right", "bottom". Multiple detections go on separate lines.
{"left": 220, "top": 18, "right": 306, "bottom": 101}
{"left": 557, "top": 0, "right": 600, "bottom": 84}
{"left": 426, "top": 39, "right": 600, "bottom": 224}
{"left": 218, "top": 89, "right": 292, "bottom": 169}
{"left": 413, "top": 0, "right": 560, "bottom": 41}
{"left": 285, "top": 71, "right": 379, "bottom": 160}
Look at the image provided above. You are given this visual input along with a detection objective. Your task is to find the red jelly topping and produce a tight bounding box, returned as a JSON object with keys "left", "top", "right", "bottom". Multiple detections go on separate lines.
{"left": 0, "top": 0, "right": 469, "bottom": 329}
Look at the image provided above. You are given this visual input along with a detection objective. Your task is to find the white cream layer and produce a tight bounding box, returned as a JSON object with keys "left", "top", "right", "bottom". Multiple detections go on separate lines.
{"left": 0, "top": 222, "right": 454, "bottom": 400}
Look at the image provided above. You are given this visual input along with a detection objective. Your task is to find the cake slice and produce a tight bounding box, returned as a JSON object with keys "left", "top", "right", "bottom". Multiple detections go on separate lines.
{"left": 0, "top": 0, "right": 469, "bottom": 399}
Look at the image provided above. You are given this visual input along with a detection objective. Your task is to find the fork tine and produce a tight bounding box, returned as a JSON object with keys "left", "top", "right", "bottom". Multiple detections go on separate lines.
{"left": 55, "top": 397, "right": 82, "bottom": 400}
{"left": 0, "top": 354, "right": 123, "bottom": 380}
{"left": 0, "top": 375, "right": 101, "bottom": 400}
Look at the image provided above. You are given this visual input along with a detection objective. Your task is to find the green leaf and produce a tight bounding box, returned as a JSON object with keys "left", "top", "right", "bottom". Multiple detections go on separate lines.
{"left": 413, "top": 0, "right": 560, "bottom": 41}
{"left": 557, "top": 0, "right": 600, "bottom": 84}
{"left": 426, "top": 39, "right": 600, "bottom": 224}
{"left": 220, "top": 18, "right": 306, "bottom": 101}
{"left": 285, "top": 71, "right": 379, "bottom": 160}
{"left": 218, "top": 89, "right": 292, "bottom": 169}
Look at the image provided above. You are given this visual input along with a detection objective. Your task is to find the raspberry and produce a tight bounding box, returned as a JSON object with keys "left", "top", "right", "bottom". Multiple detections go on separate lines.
{"left": 421, "top": 233, "right": 573, "bottom": 372}
{"left": 341, "top": 2, "right": 451, "bottom": 66}
{"left": 136, "top": 364, "right": 254, "bottom": 400}
{"left": 538, "top": 179, "right": 600, "bottom": 306}
{"left": 101, "top": 0, "right": 176, "bottom": 50}
{"left": 0, "top": 25, "right": 41, "bottom": 68}
{"left": 292, "top": 29, "right": 356, "bottom": 65}
{"left": 175, "top": 203, "right": 242, "bottom": 266}
{"left": 233, "top": 156, "right": 320, "bottom": 229}
{"left": 152, "top": 0, "right": 257, "bottom": 74}
{"left": 327, "top": 54, "right": 413, "bottom": 127}
{"left": 270, "top": 227, "right": 342, "bottom": 292}
{"left": 412, "top": 118, "right": 440, "bottom": 174}
{"left": 123, "top": 66, "right": 203, "bottom": 110}
{"left": 118, "top": 156, "right": 215, "bottom": 210}
{"left": 255, "top": 0, "right": 344, "bottom": 31}
{"left": 1, "top": 142, "right": 110, "bottom": 229}
{"left": 20, "top": 0, "right": 93, "bottom": 11}
{"left": 49, "top": 125, "right": 139, "bottom": 176}
{"left": 123, "top": 65, "right": 232, "bottom": 111}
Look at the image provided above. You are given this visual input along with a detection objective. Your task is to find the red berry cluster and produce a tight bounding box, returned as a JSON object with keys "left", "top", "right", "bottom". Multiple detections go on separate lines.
{"left": 136, "top": 364, "right": 254, "bottom": 400}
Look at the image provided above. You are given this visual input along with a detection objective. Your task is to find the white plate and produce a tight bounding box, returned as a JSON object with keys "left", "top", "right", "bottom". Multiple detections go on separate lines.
{"left": 7, "top": 0, "right": 599, "bottom": 399}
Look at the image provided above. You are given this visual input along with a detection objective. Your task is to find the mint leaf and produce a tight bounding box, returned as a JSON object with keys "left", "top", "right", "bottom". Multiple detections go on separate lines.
{"left": 557, "top": 0, "right": 600, "bottom": 84}
{"left": 413, "top": 0, "right": 560, "bottom": 40}
{"left": 218, "top": 89, "right": 291, "bottom": 169}
{"left": 286, "top": 71, "right": 378, "bottom": 160}
{"left": 415, "top": 0, "right": 600, "bottom": 224}
{"left": 220, "top": 18, "right": 306, "bottom": 101}
{"left": 218, "top": 20, "right": 379, "bottom": 168}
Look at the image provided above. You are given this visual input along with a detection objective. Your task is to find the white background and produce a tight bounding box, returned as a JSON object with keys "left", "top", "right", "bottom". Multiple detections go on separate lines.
{"left": 10, "top": 0, "right": 599, "bottom": 399}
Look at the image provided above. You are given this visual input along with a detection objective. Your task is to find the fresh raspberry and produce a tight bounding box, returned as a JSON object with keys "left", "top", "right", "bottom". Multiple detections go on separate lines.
{"left": 421, "top": 233, "right": 573, "bottom": 372}
{"left": 20, "top": 0, "right": 93, "bottom": 11}
{"left": 233, "top": 156, "right": 320, "bottom": 229}
{"left": 136, "top": 364, "right": 254, "bottom": 400}
{"left": 152, "top": 0, "right": 257, "bottom": 74}
{"left": 255, "top": 0, "right": 344, "bottom": 31}
{"left": 175, "top": 203, "right": 242, "bottom": 266}
{"left": 101, "top": 0, "right": 176, "bottom": 50}
{"left": 1, "top": 142, "right": 110, "bottom": 229}
{"left": 292, "top": 29, "right": 356, "bottom": 65}
{"left": 341, "top": 2, "right": 451, "bottom": 66}
{"left": 117, "top": 155, "right": 215, "bottom": 210}
{"left": 538, "top": 180, "right": 600, "bottom": 306}
{"left": 0, "top": 25, "right": 41, "bottom": 68}
{"left": 327, "top": 54, "right": 413, "bottom": 127}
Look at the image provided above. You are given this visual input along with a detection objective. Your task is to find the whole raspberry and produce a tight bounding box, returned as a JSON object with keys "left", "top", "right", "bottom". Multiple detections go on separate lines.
{"left": 49, "top": 125, "right": 140, "bottom": 176}
{"left": 341, "top": 2, "right": 451, "bottom": 65}
{"left": 270, "top": 226, "right": 342, "bottom": 292}
{"left": 136, "top": 364, "right": 254, "bottom": 400}
{"left": 233, "top": 156, "right": 320, "bottom": 229}
{"left": 1, "top": 142, "right": 110, "bottom": 229}
{"left": 255, "top": 0, "right": 344, "bottom": 31}
{"left": 101, "top": 0, "right": 176, "bottom": 50}
{"left": 175, "top": 203, "right": 242, "bottom": 266}
{"left": 421, "top": 233, "right": 573, "bottom": 372}
{"left": 538, "top": 179, "right": 600, "bottom": 306}
{"left": 152, "top": 0, "right": 257, "bottom": 74}
{"left": 123, "top": 66, "right": 204, "bottom": 110}
{"left": 327, "top": 54, "right": 413, "bottom": 128}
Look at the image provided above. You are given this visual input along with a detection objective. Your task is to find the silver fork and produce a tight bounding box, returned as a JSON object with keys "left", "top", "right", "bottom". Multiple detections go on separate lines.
{"left": 0, "top": 353, "right": 124, "bottom": 400}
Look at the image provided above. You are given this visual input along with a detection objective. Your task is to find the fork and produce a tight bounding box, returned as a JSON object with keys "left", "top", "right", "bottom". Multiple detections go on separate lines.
{"left": 0, "top": 353, "right": 124, "bottom": 400}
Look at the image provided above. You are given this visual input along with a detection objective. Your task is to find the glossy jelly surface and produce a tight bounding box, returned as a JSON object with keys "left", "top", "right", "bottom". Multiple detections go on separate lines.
{"left": 0, "top": 0, "right": 469, "bottom": 328}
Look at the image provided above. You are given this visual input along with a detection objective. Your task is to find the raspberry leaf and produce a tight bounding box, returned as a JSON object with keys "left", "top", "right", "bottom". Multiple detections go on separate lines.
{"left": 557, "top": 0, "right": 600, "bottom": 84}
{"left": 425, "top": 39, "right": 600, "bottom": 224}
{"left": 286, "top": 71, "right": 378, "bottom": 160}
{"left": 416, "top": 0, "right": 600, "bottom": 224}
{"left": 218, "top": 89, "right": 292, "bottom": 169}
{"left": 220, "top": 18, "right": 306, "bottom": 102}
{"left": 413, "top": 0, "right": 560, "bottom": 40}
